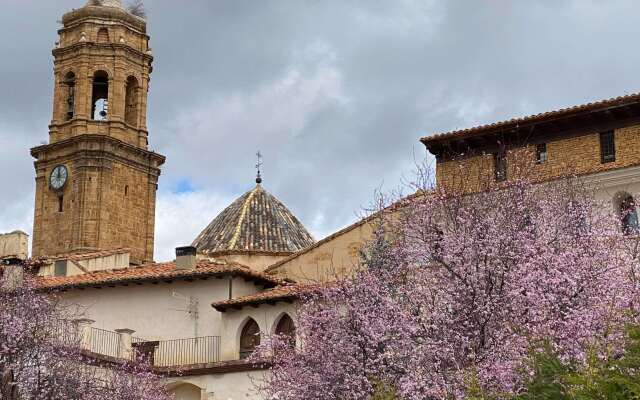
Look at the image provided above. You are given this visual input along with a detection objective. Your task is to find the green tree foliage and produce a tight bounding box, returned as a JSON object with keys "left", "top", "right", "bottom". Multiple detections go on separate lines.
{"left": 516, "top": 326, "right": 640, "bottom": 400}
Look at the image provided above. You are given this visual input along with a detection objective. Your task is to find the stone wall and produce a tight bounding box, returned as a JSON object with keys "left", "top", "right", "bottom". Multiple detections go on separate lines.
{"left": 436, "top": 124, "right": 640, "bottom": 192}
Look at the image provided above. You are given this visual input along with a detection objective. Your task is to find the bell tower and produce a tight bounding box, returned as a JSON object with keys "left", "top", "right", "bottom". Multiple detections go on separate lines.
{"left": 31, "top": 0, "right": 165, "bottom": 264}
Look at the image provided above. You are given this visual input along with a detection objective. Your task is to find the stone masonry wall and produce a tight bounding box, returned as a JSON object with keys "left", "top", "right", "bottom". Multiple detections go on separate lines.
{"left": 436, "top": 124, "right": 640, "bottom": 192}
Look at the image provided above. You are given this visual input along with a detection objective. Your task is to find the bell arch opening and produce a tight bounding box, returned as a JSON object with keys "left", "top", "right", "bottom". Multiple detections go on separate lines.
{"left": 62, "top": 71, "right": 76, "bottom": 121}
{"left": 92, "top": 71, "right": 109, "bottom": 121}
{"left": 125, "top": 76, "right": 139, "bottom": 126}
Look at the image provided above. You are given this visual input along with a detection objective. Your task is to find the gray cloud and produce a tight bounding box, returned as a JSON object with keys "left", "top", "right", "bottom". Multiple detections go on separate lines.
{"left": 1, "top": 0, "right": 639, "bottom": 260}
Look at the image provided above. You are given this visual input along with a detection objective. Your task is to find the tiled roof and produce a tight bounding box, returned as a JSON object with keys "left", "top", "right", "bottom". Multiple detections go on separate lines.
{"left": 421, "top": 92, "right": 640, "bottom": 145}
{"left": 36, "top": 260, "right": 282, "bottom": 291}
{"left": 192, "top": 184, "right": 315, "bottom": 255}
{"left": 211, "top": 284, "right": 322, "bottom": 312}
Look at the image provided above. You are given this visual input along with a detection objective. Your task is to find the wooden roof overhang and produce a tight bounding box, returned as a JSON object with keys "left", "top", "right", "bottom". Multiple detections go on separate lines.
{"left": 421, "top": 93, "right": 640, "bottom": 161}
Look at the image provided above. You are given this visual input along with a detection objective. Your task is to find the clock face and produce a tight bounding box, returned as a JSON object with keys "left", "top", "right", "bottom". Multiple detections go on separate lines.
{"left": 50, "top": 165, "right": 68, "bottom": 190}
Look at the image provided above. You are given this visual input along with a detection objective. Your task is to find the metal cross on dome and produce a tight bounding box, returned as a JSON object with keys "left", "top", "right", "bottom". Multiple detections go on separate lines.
{"left": 255, "top": 151, "right": 263, "bottom": 184}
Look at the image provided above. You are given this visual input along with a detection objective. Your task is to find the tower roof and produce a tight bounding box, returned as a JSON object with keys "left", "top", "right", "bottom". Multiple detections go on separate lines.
{"left": 192, "top": 184, "right": 315, "bottom": 255}
{"left": 86, "top": 0, "right": 125, "bottom": 9}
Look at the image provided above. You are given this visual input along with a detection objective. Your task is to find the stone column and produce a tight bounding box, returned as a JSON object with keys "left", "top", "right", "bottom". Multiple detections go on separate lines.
{"left": 73, "top": 318, "right": 95, "bottom": 350}
{"left": 115, "top": 328, "right": 136, "bottom": 360}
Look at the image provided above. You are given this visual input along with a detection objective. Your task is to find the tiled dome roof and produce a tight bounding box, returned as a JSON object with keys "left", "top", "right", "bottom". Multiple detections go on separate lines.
{"left": 192, "top": 184, "right": 315, "bottom": 255}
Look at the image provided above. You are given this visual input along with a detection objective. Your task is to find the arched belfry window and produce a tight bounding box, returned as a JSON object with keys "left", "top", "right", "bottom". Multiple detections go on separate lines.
{"left": 92, "top": 71, "right": 109, "bottom": 121}
{"left": 62, "top": 72, "right": 76, "bottom": 121}
{"left": 239, "top": 318, "right": 260, "bottom": 359}
{"left": 125, "top": 76, "right": 139, "bottom": 126}
{"left": 275, "top": 314, "right": 296, "bottom": 347}
{"left": 617, "top": 192, "right": 640, "bottom": 236}
{"left": 97, "top": 28, "right": 109, "bottom": 44}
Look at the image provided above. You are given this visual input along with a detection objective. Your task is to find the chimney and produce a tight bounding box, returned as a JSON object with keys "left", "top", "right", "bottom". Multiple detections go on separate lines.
{"left": 175, "top": 246, "right": 197, "bottom": 270}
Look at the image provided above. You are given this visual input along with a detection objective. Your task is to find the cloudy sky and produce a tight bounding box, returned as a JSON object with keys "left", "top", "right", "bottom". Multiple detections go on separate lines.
{"left": 1, "top": 0, "right": 639, "bottom": 261}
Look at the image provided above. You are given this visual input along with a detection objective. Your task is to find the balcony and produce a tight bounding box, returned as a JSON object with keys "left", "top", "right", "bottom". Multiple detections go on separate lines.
{"left": 53, "top": 320, "right": 221, "bottom": 367}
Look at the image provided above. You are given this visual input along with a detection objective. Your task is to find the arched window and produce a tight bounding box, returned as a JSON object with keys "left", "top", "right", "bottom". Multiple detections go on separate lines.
{"left": 92, "top": 71, "right": 109, "bottom": 121}
{"left": 239, "top": 318, "right": 260, "bottom": 359}
{"left": 62, "top": 72, "right": 76, "bottom": 121}
{"left": 275, "top": 314, "right": 296, "bottom": 347}
{"left": 97, "top": 28, "right": 109, "bottom": 44}
{"left": 617, "top": 192, "right": 639, "bottom": 236}
{"left": 124, "top": 76, "right": 139, "bottom": 126}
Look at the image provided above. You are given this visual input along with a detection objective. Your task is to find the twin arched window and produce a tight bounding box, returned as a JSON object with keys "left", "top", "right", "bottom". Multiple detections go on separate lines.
{"left": 239, "top": 314, "right": 296, "bottom": 359}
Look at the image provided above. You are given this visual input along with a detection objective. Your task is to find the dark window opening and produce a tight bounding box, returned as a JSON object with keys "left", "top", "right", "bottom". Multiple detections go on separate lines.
{"left": 97, "top": 28, "right": 109, "bottom": 44}
{"left": 239, "top": 319, "right": 260, "bottom": 359}
{"left": 494, "top": 151, "right": 507, "bottom": 182}
{"left": 618, "top": 193, "right": 639, "bottom": 236}
{"left": 275, "top": 314, "right": 296, "bottom": 347}
{"left": 600, "top": 131, "right": 616, "bottom": 163}
{"left": 54, "top": 260, "right": 67, "bottom": 277}
{"left": 92, "top": 71, "right": 109, "bottom": 121}
{"left": 58, "top": 195, "right": 64, "bottom": 213}
{"left": 124, "top": 185, "right": 129, "bottom": 196}
{"left": 63, "top": 72, "right": 76, "bottom": 121}
{"left": 536, "top": 143, "right": 547, "bottom": 164}
{"left": 125, "top": 76, "right": 139, "bottom": 126}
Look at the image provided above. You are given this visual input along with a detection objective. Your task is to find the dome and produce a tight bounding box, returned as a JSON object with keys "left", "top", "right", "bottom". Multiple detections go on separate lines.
{"left": 192, "top": 184, "right": 315, "bottom": 256}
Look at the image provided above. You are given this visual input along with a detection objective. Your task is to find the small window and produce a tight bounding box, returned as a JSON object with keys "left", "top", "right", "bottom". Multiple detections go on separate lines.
{"left": 600, "top": 131, "right": 615, "bottom": 163}
{"left": 97, "top": 28, "right": 109, "bottom": 44}
{"left": 239, "top": 319, "right": 260, "bottom": 359}
{"left": 494, "top": 151, "right": 507, "bottom": 182}
{"left": 124, "top": 185, "right": 129, "bottom": 196}
{"left": 54, "top": 260, "right": 68, "bottom": 277}
{"left": 58, "top": 195, "right": 64, "bottom": 213}
{"left": 536, "top": 143, "right": 547, "bottom": 164}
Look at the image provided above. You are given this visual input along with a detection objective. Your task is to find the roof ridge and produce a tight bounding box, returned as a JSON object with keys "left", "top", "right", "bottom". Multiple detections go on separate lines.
{"left": 227, "top": 185, "right": 260, "bottom": 250}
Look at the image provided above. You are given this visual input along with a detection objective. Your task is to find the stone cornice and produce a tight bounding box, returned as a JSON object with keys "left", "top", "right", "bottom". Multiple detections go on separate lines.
{"left": 61, "top": 6, "right": 147, "bottom": 33}
{"left": 30, "top": 135, "right": 165, "bottom": 170}
{"left": 53, "top": 43, "right": 153, "bottom": 63}
{"left": 581, "top": 165, "right": 640, "bottom": 188}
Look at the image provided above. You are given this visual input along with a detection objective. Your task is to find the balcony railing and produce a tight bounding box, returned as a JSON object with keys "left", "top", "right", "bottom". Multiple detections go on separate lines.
{"left": 134, "top": 336, "right": 221, "bottom": 367}
{"left": 51, "top": 320, "right": 221, "bottom": 367}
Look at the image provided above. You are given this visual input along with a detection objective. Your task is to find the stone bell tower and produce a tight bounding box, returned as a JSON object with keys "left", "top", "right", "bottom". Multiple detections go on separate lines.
{"left": 30, "top": 0, "right": 165, "bottom": 264}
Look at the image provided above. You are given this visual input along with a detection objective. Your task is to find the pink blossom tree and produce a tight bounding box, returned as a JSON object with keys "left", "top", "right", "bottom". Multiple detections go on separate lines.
{"left": 258, "top": 173, "right": 640, "bottom": 399}
{"left": 0, "top": 264, "right": 171, "bottom": 400}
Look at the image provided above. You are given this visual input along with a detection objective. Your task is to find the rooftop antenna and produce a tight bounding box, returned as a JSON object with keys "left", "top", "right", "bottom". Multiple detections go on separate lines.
{"left": 255, "top": 151, "right": 263, "bottom": 184}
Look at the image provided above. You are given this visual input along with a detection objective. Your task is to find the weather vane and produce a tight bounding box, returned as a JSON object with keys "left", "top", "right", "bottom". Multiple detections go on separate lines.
{"left": 255, "top": 151, "right": 263, "bottom": 184}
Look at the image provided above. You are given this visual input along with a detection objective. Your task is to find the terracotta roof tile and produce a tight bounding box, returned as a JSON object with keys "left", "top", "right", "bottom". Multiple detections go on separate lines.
{"left": 211, "top": 284, "right": 322, "bottom": 311}
{"left": 421, "top": 91, "right": 640, "bottom": 145}
{"left": 192, "top": 184, "right": 315, "bottom": 255}
{"left": 36, "top": 260, "right": 282, "bottom": 290}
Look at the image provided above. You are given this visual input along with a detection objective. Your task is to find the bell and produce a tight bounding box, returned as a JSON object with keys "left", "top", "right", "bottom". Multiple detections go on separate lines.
{"left": 99, "top": 110, "right": 107, "bottom": 118}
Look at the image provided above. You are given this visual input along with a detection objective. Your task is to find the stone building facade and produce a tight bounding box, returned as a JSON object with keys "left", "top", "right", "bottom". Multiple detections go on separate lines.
{"left": 422, "top": 95, "right": 640, "bottom": 193}
{"left": 31, "top": 1, "right": 164, "bottom": 264}
{"left": 14, "top": 1, "right": 640, "bottom": 400}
